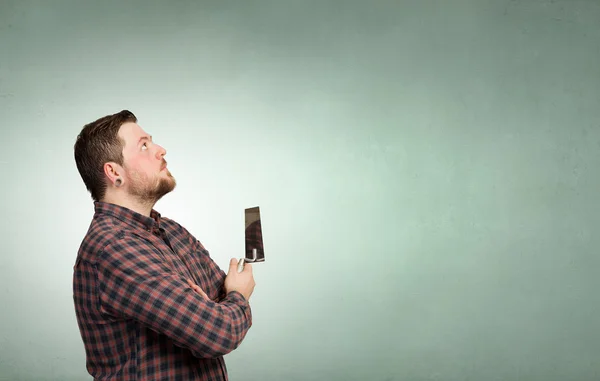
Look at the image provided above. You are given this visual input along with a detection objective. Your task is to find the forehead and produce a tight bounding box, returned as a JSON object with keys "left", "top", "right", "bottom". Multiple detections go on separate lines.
{"left": 118, "top": 122, "right": 148, "bottom": 147}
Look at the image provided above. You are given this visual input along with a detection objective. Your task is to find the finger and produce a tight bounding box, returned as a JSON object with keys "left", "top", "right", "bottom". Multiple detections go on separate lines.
{"left": 244, "top": 262, "right": 253, "bottom": 273}
{"left": 187, "top": 279, "right": 204, "bottom": 295}
{"left": 193, "top": 285, "right": 208, "bottom": 298}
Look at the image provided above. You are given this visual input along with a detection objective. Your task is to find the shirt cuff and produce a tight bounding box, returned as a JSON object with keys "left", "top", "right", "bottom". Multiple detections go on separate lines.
{"left": 224, "top": 290, "right": 250, "bottom": 306}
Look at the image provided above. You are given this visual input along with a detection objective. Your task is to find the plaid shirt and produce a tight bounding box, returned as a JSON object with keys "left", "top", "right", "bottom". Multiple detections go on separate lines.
{"left": 73, "top": 202, "right": 252, "bottom": 380}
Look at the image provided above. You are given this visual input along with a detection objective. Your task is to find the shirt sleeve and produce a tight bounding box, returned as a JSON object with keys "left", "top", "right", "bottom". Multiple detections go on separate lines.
{"left": 189, "top": 235, "right": 228, "bottom": 303}
{"left": 95, "top": 234, "right": 252, "bottom": 359}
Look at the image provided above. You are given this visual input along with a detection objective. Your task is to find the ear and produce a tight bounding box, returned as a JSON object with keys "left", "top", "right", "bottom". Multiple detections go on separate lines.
{"left": 103, "top": 162, "right": 124, "bottom": 187}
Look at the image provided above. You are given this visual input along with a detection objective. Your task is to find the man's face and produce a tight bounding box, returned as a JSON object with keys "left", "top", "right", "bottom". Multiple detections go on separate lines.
{"left": 118, "top": 122, "right": 176, "bottom": 204}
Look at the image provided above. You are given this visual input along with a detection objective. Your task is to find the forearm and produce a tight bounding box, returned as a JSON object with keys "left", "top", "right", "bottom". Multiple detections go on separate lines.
{"left": 98, "top": 250, "right": 252, "bottom": 358}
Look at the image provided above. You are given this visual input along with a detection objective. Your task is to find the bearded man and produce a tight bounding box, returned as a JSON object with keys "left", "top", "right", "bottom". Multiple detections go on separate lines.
{"left": 72, "top": 110, "right": 255, "bottom": 381}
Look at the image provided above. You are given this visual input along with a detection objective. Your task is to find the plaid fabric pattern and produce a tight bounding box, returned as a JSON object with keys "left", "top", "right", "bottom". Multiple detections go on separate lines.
{"left": 73, "top": 202, "right": 252, "bottom": 380}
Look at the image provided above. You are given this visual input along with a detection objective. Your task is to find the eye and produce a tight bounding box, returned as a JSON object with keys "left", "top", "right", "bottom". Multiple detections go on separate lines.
{"left": 141, "top": 142, "right": 148, "bottom": 151}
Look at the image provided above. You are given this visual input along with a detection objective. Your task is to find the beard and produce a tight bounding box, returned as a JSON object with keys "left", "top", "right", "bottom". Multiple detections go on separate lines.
{"left": 125, "top": 167, "right": 176, "bottom": 206}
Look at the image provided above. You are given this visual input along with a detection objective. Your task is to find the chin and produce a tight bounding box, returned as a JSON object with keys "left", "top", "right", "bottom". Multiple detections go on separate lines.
{"left": 166, "top": 173, "right": 175, "bottom": 185}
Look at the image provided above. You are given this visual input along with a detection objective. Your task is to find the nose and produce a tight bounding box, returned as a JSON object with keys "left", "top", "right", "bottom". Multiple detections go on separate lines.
{"left": 156, "top": 144, "right": 167, "bottom": 159}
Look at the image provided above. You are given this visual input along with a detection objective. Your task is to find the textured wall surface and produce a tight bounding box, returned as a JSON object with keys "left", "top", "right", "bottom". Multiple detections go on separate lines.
{"left": 1, "top": 1, "right": 599, "bottom": 380}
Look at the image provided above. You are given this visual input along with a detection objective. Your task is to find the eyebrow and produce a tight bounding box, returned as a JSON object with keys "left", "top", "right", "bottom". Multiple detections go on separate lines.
{"left": 138, "top": 135, "right": 153, "bottom": 145}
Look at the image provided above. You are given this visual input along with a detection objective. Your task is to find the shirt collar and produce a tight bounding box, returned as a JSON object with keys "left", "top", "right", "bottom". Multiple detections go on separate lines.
{"left": 94, "top": 201, "right": 162, "bottom": 233}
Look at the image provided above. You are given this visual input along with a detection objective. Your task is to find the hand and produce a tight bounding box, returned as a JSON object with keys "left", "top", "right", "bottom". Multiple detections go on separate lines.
{"left": 224, "top": 258, "right": 255, "bottom": 301}
{"left": 187, "top": 279, "right": 209, "bottom": 299}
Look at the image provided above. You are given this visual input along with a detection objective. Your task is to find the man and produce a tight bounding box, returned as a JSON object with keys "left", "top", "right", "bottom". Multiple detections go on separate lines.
{"left": 72, "top": 110, "right": 255, "bottom": 381}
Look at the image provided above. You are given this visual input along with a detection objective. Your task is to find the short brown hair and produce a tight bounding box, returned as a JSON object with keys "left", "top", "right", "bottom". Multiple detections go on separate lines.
{"left": 74, "top": 110, "right": 137, "bottom": 202}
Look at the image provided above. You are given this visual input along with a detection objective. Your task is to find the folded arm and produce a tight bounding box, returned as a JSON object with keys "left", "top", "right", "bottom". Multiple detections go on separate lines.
{"left": 96, "top": 237, "right": 252, "bottom": 359}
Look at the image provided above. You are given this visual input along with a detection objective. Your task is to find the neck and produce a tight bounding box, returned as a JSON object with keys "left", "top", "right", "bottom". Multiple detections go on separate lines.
{"left": 101, "top": 192, "right": 155, "bottom": 217}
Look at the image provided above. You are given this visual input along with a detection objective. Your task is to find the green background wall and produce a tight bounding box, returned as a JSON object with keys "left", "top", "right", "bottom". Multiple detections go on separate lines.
{"left": 1, "top": 1, "right": 599, "bottom": 380}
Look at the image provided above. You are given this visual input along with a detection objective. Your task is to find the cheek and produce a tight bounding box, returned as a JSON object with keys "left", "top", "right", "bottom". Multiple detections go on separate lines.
{"left": 124, "top": 162, "right": 145, "bottom": 179}
{"left": 127, "top": 158, "right": 150, "bottom": 174}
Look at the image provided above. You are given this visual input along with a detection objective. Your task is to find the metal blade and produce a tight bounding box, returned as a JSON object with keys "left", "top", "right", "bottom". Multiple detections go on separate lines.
{"left": 244, "top": 206, "right": 265, "bottom": 263}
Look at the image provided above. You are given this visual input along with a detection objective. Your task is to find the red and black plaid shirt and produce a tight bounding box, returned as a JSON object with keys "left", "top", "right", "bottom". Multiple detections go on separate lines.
{"left": 73, "top": 202, "right": 252, "bottom": 380}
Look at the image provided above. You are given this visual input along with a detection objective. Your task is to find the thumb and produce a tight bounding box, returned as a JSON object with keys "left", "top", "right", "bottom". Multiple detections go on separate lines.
{"left": 229, "top": 257, "right": 238, "bottom": 271}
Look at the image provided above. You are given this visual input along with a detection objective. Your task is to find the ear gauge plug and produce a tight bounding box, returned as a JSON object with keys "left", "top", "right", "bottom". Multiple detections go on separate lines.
{"left": 115, "top": 179, "right": 122, "bottom": 187}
